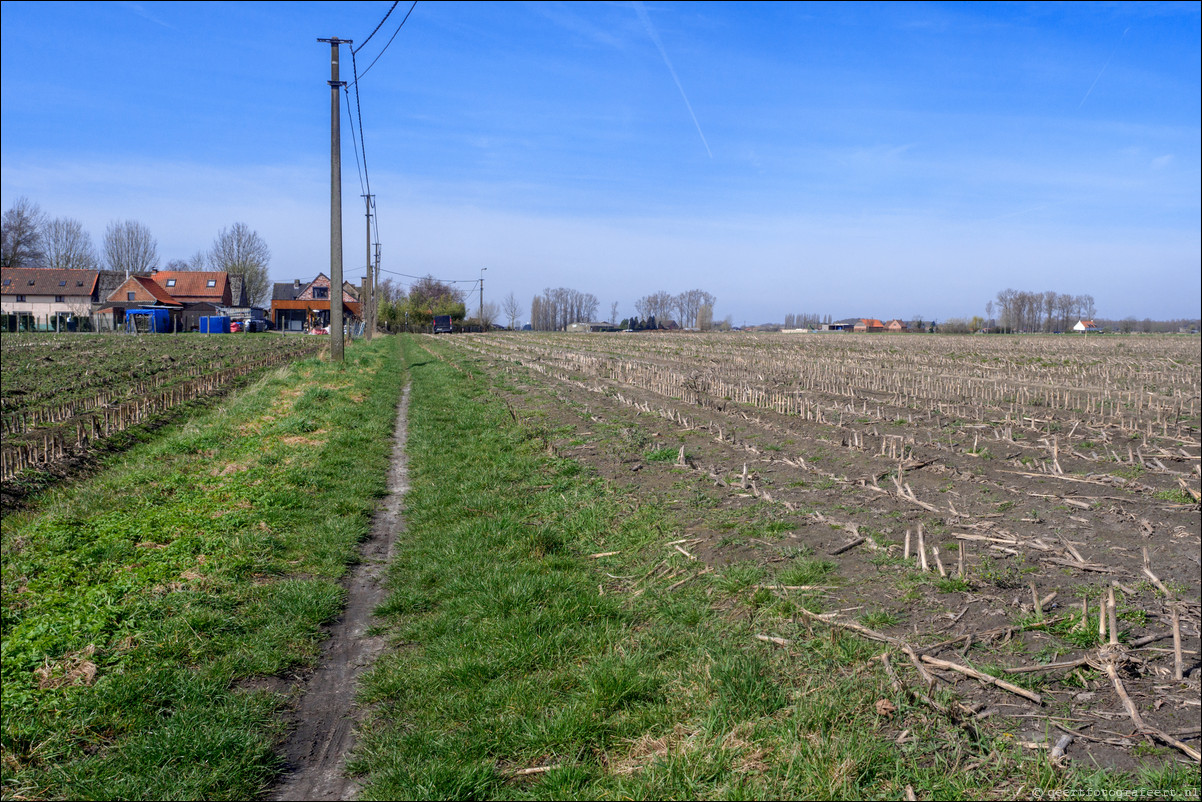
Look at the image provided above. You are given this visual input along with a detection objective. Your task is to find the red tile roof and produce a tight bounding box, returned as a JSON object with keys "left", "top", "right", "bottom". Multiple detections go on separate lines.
{"left": 1, "top": 267, "right": 98, "bottom": 296}
{"left": 152, "top": 271, "right": 229, "bottom": 303}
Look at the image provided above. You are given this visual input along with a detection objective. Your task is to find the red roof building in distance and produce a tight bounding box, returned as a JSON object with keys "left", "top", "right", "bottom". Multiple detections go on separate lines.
{"left": 151, "top": 271, "right": 231, "bottom": 305}
{"left": 106, "top": 274, "right": 184, "bottom": 309}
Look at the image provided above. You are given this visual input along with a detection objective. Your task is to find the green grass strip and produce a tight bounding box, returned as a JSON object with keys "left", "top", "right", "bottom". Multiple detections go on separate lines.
{"left": 1, "top": 337, "right": 404, "bottom": 800}
{"left": 351, "top": 336, "right": 1197, "bottom": 800}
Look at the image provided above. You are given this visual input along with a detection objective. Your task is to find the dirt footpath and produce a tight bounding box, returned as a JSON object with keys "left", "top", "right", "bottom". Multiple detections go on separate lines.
{"left": 271, "top": 383, "right": 410, "bottom": 801}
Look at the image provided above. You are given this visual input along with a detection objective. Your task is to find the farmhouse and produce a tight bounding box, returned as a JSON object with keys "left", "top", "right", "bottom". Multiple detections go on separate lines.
{"left": 884, "top": 319, "right": 908, "bottom": 332}
{"left": 1073, "top": 320, "right": 1101, "bottom": 333}
{"left": 854, "top": 318, "right": 886, "bottom": 333}
{"left": 101, "top": 275, "right": 184, "bottom": 328}
{"left": 151, "top": 271, "right": 234, "bottom": 331}
{"left": 270, "top": 273, "right": 362, "bottom": 332}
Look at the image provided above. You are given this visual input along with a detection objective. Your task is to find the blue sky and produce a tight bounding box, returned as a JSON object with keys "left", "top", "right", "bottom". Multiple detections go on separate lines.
{"left": 2, "top": 1, "right": 1199, "bottom": 324}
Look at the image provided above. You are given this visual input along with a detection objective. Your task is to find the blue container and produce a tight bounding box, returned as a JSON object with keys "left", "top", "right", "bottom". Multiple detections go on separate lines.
{"left": 200, "top": 315, "right": 231, "bottom": 334}
{"left": 127, "top": 308, "right": 171, "bottom": 333}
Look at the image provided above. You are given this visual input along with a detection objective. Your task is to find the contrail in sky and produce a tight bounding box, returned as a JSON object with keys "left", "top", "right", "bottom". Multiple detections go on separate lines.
{"left": 1079, "top": 27, "right": 1129, "bottom": 109}
{"left": 633, "top": 1, "right": 713, "bottom": 158}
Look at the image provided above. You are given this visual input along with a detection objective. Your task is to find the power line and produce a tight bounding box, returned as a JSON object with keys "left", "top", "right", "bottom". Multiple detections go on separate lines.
{"left": 354, "top": 1, "right": 400, "bottom": 54}
{"left": 350, "top": 1, "right": 417, "bottom": 87}
{"left": 342, "top": 89, "right": 366, "bottom": 196}
{"left": 349, "top": 47, "right": 371, "bottom": 197}
{"left": 377, "top": 266, "right": 481, "bottom": 284}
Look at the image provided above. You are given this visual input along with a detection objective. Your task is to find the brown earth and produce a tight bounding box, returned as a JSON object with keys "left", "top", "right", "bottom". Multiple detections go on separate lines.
{"left": 442, "top": 332, "right": 1202, "bottom": 773}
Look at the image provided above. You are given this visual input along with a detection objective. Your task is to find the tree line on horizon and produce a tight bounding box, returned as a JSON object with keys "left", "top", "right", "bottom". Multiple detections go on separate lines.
{"left": 1, "top": 196, "right": 273, "bottom": 307}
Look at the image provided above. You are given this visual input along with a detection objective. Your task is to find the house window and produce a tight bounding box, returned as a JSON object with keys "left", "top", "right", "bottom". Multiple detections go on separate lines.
{"left": 59, "top": 280, "right": 67, "bottom": 287}
{"left": 128, "top": 292, "right": 136, "bottom": 301}
{"left": 28, "top": 279, "right": 36, "bottom": 285}
{"left": 2, "top": 279, "right": 9, "bottom": 286}
{"left": 76, "top": 281, "right": 85, "bottom": 287}
{"left": 314, "top": 287, "right": 329, "bottom": 299}
{"left": 55, "top": 295, "right": 65, "bottom": 303}
{"left": 16, "top": 294, "right": 25, "bottom": 302}
{"left": 206, "top": 279, "right": 217, "bottom": 287}
{"left": 166, "top": 279, "right": 176, "bottom": 287}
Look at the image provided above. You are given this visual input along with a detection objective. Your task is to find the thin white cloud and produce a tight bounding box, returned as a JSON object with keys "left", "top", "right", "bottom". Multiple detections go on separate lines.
{"left": 117, "top": 2, "right": 174, "bottom": 29}
{"left": 633, "top": 1, "right": 712, "bottom": 159}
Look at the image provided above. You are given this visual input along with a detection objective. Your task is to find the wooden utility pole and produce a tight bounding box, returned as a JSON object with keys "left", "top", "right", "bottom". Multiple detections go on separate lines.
{"left": 363, "top": 194, "right": 374, "bottom": 341}
{"left": 319, "top": 36, "right": 350, "bottom": 361}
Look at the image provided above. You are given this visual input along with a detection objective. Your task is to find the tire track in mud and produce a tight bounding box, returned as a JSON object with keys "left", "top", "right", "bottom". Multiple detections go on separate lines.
{"left": 270, "top": 382, "right": 410, "bottom": 801}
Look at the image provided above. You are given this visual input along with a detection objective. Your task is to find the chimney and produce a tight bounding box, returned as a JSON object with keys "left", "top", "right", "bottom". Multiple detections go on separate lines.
{"left": 293, "top": 279, "right": 300, "bottom": 289}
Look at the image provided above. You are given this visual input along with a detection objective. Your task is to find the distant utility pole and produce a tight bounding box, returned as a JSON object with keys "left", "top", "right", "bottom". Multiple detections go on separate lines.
{"left": 479, "top": 267, "right": 487, "bottom": 332}
{"left": 319, "top": 36, "right": 351, "bottom": 362}
{"left": 373, "top": 242, "right": 381, "bottom": 335}
{"left": 363, "top": 194, "right": 374, "bottom": 342}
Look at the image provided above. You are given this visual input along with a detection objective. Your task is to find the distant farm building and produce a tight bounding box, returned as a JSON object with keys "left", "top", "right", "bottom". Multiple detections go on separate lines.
{"left": 566, "top": 321, "right": 616, "bottom": 333}
{"left": 885, "top": 319, "right": 908, "bottom": 332}
{"left": 1073, "top": 320, "right": 1100, "bottom": 333}
{"left": 854, "top": 319, "right": 885, "bottom": 333}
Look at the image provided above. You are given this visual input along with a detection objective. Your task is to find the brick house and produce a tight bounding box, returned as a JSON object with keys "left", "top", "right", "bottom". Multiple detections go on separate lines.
{"left": 854, "top": 318, "right": 885, "bottom": 333}
{"left": 270, "top": 273, "right": 361, "bottom": 332}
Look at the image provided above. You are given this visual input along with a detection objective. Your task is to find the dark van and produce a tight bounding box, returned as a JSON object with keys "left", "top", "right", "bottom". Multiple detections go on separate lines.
{"left": 433, "top": 315, "right": 453, "bottom": 334}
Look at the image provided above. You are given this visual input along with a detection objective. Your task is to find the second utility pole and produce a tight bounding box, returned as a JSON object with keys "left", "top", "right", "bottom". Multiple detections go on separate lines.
{"left": 319, "top": 36, "right": 350, "bottom": 362}
{"left": 363, "top": 194, "right": 374, "bottom": 342}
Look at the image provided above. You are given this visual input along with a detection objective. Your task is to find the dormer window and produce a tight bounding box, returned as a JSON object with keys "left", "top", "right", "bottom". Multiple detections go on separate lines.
{"left": 59, "top": 280, "right": 67, "bottom": 287}
{"left": 28, "top": 279, "right": 36, "bottom": 286}
{"left": 206, "top": 279, "right": 217, "bottom": 287}
{"left": 166, "top": 279, "right": 176, "bottom": 287}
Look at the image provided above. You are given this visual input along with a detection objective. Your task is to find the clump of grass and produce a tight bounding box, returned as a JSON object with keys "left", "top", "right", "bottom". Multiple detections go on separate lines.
{"left": 777, "top": 558, "right": 836, "bottom": 586}
{"left": 645, "top": 446, "right": 680, "bottom": 462}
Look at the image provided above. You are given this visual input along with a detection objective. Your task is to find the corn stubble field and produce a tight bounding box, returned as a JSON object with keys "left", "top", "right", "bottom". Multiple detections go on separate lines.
{"left": 1, "top": 330, "right": 1200, "bottom": 799}
{"left": 444, "top": 332, "right": 1201, "bottom": 769}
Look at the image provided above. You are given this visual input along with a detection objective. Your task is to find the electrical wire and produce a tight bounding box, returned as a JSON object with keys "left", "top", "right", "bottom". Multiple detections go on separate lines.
{"left": 354, "top": 1, "right": 400, "bottom": 54}
{"left": 349, "top": 1, "right": 417, "bottom": 87}
{"left": 349, "top": 47, "right": 371, "bottom": 197}
{"left": 377, "top": 267, "right": 480, "bottom": 284}
{"left": 342, "top": 89, "right": 366, "bottom": 197}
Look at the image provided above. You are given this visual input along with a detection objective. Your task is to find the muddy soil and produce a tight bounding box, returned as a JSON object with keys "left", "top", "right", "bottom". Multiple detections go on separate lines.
{"left": 270, "top": 383, "right": 410, "bottom": 801}
{"left": 445, "top": 334, "right": 1201, "bottom": 773}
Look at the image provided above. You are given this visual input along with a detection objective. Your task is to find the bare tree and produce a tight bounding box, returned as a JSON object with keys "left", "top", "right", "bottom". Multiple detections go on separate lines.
{"left": 480, "top": 301, "right": 499, "bottom": 329}
{"left": 208, "top": 223, "right": 270, "bottom": 307}
{"left": 502, "top": 291, "right": 522, "bottom": 330}
{"left": 43, "top": 217, "right": 99, "bottom": 270}
{"left": 1, "top": 197, "right": 46, "bottom": 267}
{"left": 610, "top": 301, "right": 619, "bottom": 325}
{"left": 104, "top": 220, "right": 158, "bottom": 276}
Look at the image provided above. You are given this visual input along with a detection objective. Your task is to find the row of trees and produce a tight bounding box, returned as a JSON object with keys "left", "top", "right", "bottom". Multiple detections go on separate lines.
{"left": 1, "top": 197, "right": 272, "bottom": 306}
{"left": 530, "top": 287, "right": 600, "bottom": 331}
{"left": 783, "top": 313, "right": 832, "bottom": 329}
{"left": 633, "top": 289, "right": 716, "bottom": 330}
{"left": 991, "top": 289, "right": 1096, "bottom": 334}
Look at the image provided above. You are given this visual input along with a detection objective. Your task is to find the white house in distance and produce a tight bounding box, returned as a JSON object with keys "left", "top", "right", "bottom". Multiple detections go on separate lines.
{"left": 1073, "top": 320, "right": 1101, "bottom": 332}
{"left": 1, "top": 267, "right": 99, "bottom": 329}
